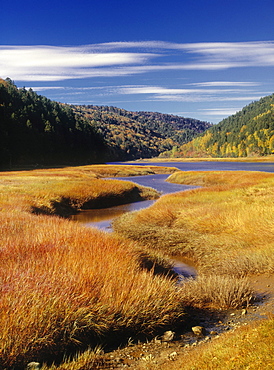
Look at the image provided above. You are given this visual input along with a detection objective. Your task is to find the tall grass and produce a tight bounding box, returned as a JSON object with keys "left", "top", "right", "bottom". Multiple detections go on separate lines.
{"left": 0, "top": 165, "right": 163, "bottom": 217}
{"left": 0, "top": 164, "right": 183, "bottom": 369}
{"left": 0, "top": 211, "right": 184, "bottom": 368}
{"left": 180, "top": 275, "right": 253, "bottom": 309}
{"left": 113, "top": 170, "right": 274, "bottom": 276}
{"left": 0, "top": 165, "right": 264, "bottom": 368}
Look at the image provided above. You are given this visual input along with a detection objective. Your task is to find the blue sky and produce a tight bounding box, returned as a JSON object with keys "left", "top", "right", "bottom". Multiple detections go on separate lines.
{"left": 1, "top": 0, "right": 274, "bottom": 123}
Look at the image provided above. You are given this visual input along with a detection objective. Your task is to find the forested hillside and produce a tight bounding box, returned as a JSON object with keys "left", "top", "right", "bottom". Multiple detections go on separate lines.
{"left": 71, "top": 105, "right": 211, "bottom": 158}
{"left": 0, "top": 78, "right": 211, "bottom": 167}
{"left": 0, "top": 78, "right": 107, "bottom": 167}
{"left": 173, "top": 94, "right": 274, "bottom": 158}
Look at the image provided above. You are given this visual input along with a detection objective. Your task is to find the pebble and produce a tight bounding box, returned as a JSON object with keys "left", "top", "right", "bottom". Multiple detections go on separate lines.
{"left": 192, "top": 326, "right": 206, "bottom": 336}
{"left": 161, "top": 330, "right": 175, "bottom": 342}
{"left": 26, "top": 363, "right": 40, "bottom": 370}
{"left": 168, "top": 351, "right": 178, "bottom": 360}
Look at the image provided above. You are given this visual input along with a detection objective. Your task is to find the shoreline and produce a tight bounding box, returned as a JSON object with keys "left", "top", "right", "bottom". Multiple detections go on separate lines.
{"left": 1, "top": 163, "right": 274, "bottom": 369}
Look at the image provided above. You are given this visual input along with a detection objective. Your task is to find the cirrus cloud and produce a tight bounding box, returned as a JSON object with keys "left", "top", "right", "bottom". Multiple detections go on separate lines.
{"left": 1, "top": 41, "right": 274, "bottom": 82}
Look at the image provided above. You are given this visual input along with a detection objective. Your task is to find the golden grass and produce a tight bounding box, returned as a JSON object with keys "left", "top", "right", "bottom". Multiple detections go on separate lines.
{"left": 113, "top": 170, "right": 274, "bottom": 276}
{"left": 0, "top": 211, "right": 185, "bottom": 368}
{"left": 0, "top": 164, "right": 269, "bottom": 368}
{"left": 180, "top": 275, "right": 253, "bottom": 309}
{"left": 0, "top": 164, "right": 167, "bottom": 217}
{"left": 0, "top": 164, "right": 184, "bottom": 368}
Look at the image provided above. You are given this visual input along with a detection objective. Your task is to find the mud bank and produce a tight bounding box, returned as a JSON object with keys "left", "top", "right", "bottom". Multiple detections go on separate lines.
{"left": 31, "top": 184, "right": 160, "bottom": 218}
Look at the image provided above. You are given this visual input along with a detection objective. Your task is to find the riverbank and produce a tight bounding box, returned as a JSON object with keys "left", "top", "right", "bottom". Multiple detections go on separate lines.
{"left": 1, "top": 163, "right": 273, "bottom": 369}
{"left": 0, "top": 164, "right": 184, "bottom": 369}
{"left": 0, "top": 164, "right": 175, "bottom": 217}
{"left": 131, "top": 155, "right": 274, "bottom": 163}
{"left": 113, "top": 170, "right": 274, "bottom": 276}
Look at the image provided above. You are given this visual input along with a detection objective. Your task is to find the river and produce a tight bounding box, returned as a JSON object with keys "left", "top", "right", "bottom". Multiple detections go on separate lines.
{"left": 71, "top": 160, "right": 274, "bottom": 230}
{"left": 71, "top": 160, "right": 274, "bottom": 278}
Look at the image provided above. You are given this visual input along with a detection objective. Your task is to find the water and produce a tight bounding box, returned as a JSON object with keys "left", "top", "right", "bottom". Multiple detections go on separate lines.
{"left": 71, "top": 174, "right": 197, "bottom": 230}
{"left": 71, "top": 160, "right": 274, "bottom": 277}
{"left": 108, "top": 160, "right": 274, "bottom": 173}
{"left": 72, "top": 160, "right": 274, "bottom": 230}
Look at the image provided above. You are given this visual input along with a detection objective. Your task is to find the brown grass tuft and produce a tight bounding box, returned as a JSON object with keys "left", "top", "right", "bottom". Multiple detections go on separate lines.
{"left": 179, "top": 275, "right": 253, "bottom": 309}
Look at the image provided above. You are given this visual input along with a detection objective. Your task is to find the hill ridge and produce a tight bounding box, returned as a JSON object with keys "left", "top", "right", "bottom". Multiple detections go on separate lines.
{"left": 0, "top": 78, "right": 210, "bottom": 167}
{"left": 172, "top": 94, "right": 274, "bottom": 158}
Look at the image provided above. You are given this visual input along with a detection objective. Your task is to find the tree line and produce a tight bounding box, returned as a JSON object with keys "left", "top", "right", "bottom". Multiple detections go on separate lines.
{"left": 165, "top": 94, "right": 274, "bottom": 158}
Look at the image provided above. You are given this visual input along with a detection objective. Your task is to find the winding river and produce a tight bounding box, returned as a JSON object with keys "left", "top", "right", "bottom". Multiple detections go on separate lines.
{"left": 72, "top": 160, "right": 274, "bottom": 278}
{"left": 72, "top": 160, "right": 274, "bottom": 230}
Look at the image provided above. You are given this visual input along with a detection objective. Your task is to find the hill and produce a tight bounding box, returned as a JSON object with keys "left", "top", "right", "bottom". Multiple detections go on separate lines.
{"left": 71, "top": 105, "right": 212, "bottom": 159}
{"left": 174, "top": 94, "right": 274, "bottom": 158}
{"left": 0, "top": 78, "right": 211, "bottom": 167}
{"left": 0, "top": 78, "right": 107, "bottom": 168}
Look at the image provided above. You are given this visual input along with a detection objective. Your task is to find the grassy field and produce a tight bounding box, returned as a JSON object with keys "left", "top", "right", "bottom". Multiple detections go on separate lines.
{"left": 113, "top": 170, "right": 274, "bottom": 277}
{"left": 111, "top": 168, "right": 274, "bottom": 369}
{"left": 0, "top": 163, "right": 271, "bottom": 369}
{"left": 0, "top": 164, "right": 173, "bottom": 217}
{"left": 0, "top": 164, "right": 184, "bottom": 369}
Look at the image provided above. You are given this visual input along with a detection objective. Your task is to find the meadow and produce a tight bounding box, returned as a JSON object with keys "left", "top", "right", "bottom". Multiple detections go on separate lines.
{"left": 114, "top": 169, "right": 274, "bottom": 276}
{"left": 0, "top": 164, "right": 182, "bottom": 369}
{"left": 0, "top": 163, "right": 271, "bottom": 369}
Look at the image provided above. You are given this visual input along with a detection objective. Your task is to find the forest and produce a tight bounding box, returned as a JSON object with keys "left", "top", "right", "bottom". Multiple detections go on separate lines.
{"left": 171, "top": 93, "right": 274, "bottom": 158}
{"left": 70, "top": 105, "right": 211, "bottom": 159}
{"left": 0, "top": 78, "right": 107, "bottom": 167}
{"left": 2, "top": 76, "right": 273, "bottom": 164}
{"left": 0, "top": 78, "right": 210, "bottom": 168}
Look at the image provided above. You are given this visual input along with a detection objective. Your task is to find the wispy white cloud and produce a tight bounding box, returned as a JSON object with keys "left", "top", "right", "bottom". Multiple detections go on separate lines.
{"left": 148, "top": 94, "right": 265, "bottom": 103}
{"left": 1, "top": 41, "right": 274, "bottom": 82}
{"left": 179, "top": 41, "right": 274, "bottom": 68}
{"left": 0, "top": 45, "right": 156, "bottom": 81}
{"left": 190, "top": 81, "right": 260, "bottom": 87}
{"left": 198, "top": 108, "right": 241, "bottom": 116}
{"left": 114, "top": 84, "right": 263, "bottom": 104}
{"left": 117, "top": 85, "right": 250, "bottom": 95}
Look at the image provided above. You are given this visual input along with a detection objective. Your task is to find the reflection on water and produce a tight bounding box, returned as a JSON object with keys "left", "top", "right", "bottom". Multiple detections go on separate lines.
{"left": 72, "top": 174, "right": 197, "bottom": 231}
{"left": 171, "top": 255, "right": 197, "bottom": 279}
{"left": 71, "top": 200, "right": 155, "bottom": 230}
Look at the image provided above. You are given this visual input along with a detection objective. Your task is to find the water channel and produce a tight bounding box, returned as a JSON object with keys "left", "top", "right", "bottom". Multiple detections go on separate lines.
{"left": 72, "top": 160, "right": 274, "bottom": 230}
{"left": 71, "top": 161, "right": 274, "bottom": 278}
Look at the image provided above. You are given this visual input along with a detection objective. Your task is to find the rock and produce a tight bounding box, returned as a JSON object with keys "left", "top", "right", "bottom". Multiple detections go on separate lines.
{"left": 161, "top": 330, "right": 175, "bottom": 342}
{"left": 26, "top": 363, "right": 40, "bottom": 370}
{"left": 192, "top": 326, "right": 206, "bottom": 336}
{"left": 168, "top": 351, "right": 178, "bottom": 360}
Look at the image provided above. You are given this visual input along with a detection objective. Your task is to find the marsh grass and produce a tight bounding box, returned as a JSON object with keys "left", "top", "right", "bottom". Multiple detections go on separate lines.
{"left": 114, "top": 170, "right": 274, "bottom": 276}
{"left": 179, "top": 275, "right": 253, "bottom": 309}
{"left": 0, "top": 165, "right": 165, "bottom": 217}
{"left": 1, "top": 164, "right": 271, "bottom": 369}
{"left": 39, "top": 347, "right": 105, "bottom": 370}
{"left": 0, "top": 164, "right": 184, "bottom": 369}
{"left": 0, "top": 212, "right": 184, "bottom": 368}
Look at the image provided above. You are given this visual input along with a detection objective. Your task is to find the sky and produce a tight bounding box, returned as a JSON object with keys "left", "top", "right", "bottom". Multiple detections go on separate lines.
{"left": 1, "top": 0, "right": 274, "bottom": 124}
